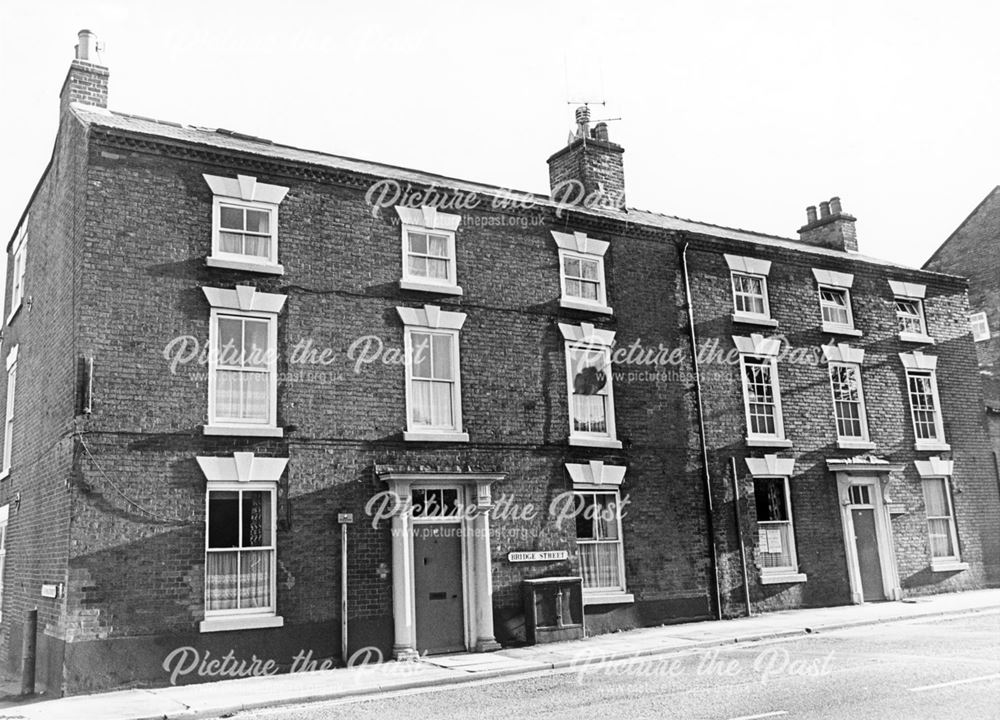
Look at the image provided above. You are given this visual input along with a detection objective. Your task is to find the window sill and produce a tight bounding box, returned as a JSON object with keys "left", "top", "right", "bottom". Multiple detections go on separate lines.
{"left": 930, "top": 560, "right": 969, "bottom": 573}
{"left": 569, "top": 436, "right": 623, "bottom": 449}
{"left": 899, "top": 332, "right": 935, "bottom": 345}
{"left": 203, "top": 425, "right": 284, "bottom": 438}
{"left": 760, "top": 572, "right": 807, "bottom": 585}
{"left": 6, "top": 302, "right": 22, "bottom": 326}
{"left": 399, "top": 279, "right": 464, "bottom": 296}
{"left": 199, "top": 615, "right": 284, "bottom": 633}
{"left": 732, "top": 312, "right": 778, "bottom": 328}
{"left": 915, "top": 441, "right": 950, "bottom": 452}
{"left": 837, "top": 439, "right": 876, "bottom": 450}
{"left": 560, "top": 298, "right": 613, "bottom": 315}
{"left": 821, "top": 323, "right": 862, "bottom": 337}
{"left": 0, "top": 469, "right": 8, "bottom": 482}
{"left": 582, "top": 592, "right": 635, "bottom": 606}
{"left": 746, "top": 437, "right": 793, "bottom": 448}
{"left": 403, "top": 431, "right": 470, "bottom": 443}
{"left": 207, "top": 256, "right": 285, "bottom": 275}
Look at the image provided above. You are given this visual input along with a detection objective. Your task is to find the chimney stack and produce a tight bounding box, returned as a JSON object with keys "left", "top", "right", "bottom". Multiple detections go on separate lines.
{"left": 60, "top": 29, "right": 108, "bottom": 117}
{"left": 797, "top": 196, "right": 858, "bottom": 252}
{"left": 547, "top": 106, "right": 626, "bottom": 211}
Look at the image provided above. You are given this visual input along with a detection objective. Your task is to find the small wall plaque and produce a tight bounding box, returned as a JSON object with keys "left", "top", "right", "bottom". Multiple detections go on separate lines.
{"left": 41, "top": 583, "right": 62, "bottom": 599}
{"left": 887, "top": 503, "right": 907, "bottom": 516}
{"left": 508, "top": 550, "right": 569, "bottom": 563}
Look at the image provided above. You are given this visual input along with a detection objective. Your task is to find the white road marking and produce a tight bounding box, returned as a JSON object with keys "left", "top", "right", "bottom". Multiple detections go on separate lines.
{"left": 909, "top": 672, "right": 1000, "bottom": 692}
{"left": 726, "top": 712, "right": 788, "bottom": 720}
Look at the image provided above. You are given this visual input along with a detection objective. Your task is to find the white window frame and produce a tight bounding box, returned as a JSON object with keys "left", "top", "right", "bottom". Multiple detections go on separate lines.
{"left": 396, "top": 206, "right": 462, "bottom": 295}
{"left": 0, "top": 504, "right": 7, "bottom": 624}
{"left": 560, "top": 323, "right": 620, "bottom": 449}
{"left": 203, "top": 483, "right": 278, "bottom": 624}
{"left": 398, "top": 305, "right": 468, "bottom": 442}
{"left": 553, "top": 230, "right": 612, "bottom": 314}
{"left": 753, "top": 476, "right": 804, "bottom": 581}
{"left": 197, "top": 452, "right": 287, "bottom": 633}
{"left": 921, "top": 477, "right": 962, "bottom": 569}
{"left": 203, "top": 174, "right": 288, "bottom": 275}
{"left": 901, "top": 351, "right": 949, "bottom": 451}
{"left": 813, "top": 269, "right": 859, "bottom": 336}
{"left": 203, "top": 287, "right": 286, "bottom": 438}
{"left": 740, "top": 355, "right": 786, "bottom": 445}
{"left": 725, "top": 255, "right": 774, "bottom": 326}
{"left": 7, "top": 219, "right": 27, "bottom": 325}
{"left": 574, "top": 489, "right": 628, "bottom": 593}
{"left": 828, "top": 361, "right": 871, "bottom": 447}
{"left": 970, "top": 312, "right": 990, "bottom": 342}
{"left": 1, "top": 346, "right": 16, "bottom": 479}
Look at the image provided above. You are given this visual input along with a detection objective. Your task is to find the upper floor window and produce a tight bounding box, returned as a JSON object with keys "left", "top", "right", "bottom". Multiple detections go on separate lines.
{"left": 7, "top": 220, "right": 27, "bottom": 325}
{"left": 725, "top": 255, "right": 774, "bottom": 326}
{"left": 396, "top": 206, "right": 462, "bottom": 295}
{"left": 203, "top": 287, "right": 286, "bottom": 438}
{"left": 734, "top": 334, "right": 788, "bottom": 447}
{"left": 197, "top": 452, "right": 288, "bottom": 632}
{"left": 560, "top": 323, "right": 620, "bottom": 449}
{"left": 900, "top": 351, "right": 948, "bottom": 451}
{"left": 553, "top": 231, "right": 612, "bottom": 314}
{"left": 397, "top": 305, "right": 468, "bottom": 442}
{"left": 970, "top": 312, "right": 990, "bottom": 342}
{"left": 0, "top": 347, "right": 14, "bottom": 478}
{"left": 889, "top": 281, "right": 932, "bottom": 343}
{"left": 813, "top": 269, "right": 859, "bottom": 336}
{"left": 203, "top": 174, "right": 289, "bottom": 275}
{"left": 822, "top": 344, "right": 872, "bottom": 449}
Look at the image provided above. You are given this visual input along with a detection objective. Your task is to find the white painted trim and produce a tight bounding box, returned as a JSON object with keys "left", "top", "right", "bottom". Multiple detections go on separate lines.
{"left": 395, "top": 205, "right": 462, "bottom": 231}
{"left": 564, "top": 340, "right": 619, "bottom": 447}
{"left": 202, "top": 286, "right": 287, "bottom": 314}
{"left": 759, "top": 572, "right": 807, "bottom": 585}
{"left": 0, "top": 504, "right": 8, "bottom": 523}
{"left": 746, "top": 438, "right": 793, "bottom": 448}
{"left": 206, "top": 257, "right": 285, "bottom": 275}
{"left": 812, "top": 268, "right": 854, "bottom": 288}
{"left": 557, "top": 247, "right": 611, "bottom": 314}
{"left": 745, "top": 454, "right": 795, "bottom": 477}
{"left": 970, "top": 312, "right": 990, "bottom": 342}
{"left": 930, "top": 560, "right": 969, "bottom": 573}
{"left": 732, "top": 313, "right": 778, "bottom": 328}
{"left": 827, "top": 361, "right": 871, "bottom": 444}
{"left": 196, "top": 453, "right": 288, "bottom": 483}
{"left": 559, "top": 322, "right": 616, "bottom": 346}
{"left": 888, "top": 280, "right": 926, "bottom": 299}
{"left": 403, "top": 431, "right": 469, "bottom": 442}
{"left": 398, "top": 214, "right": 460, "bottom": 291}
{"left": 396, "top": 305, "right": 467, "bottom": 330}
{"left": 834, "top": 473, "right": 902, "bottom": 604}
{"left": 203, "top": 425, "right": 284, "bottom": 437}
{"left": 560, "top": 297, "right": 613, "bottom": 314}
{"left": 399, "top": 279, "right": 464, "bottom": 296}
{"left": 5, "top": 346, "right": 17, "bottom": 371}
{"left": 203, "top": 174, "right": 289, "bottom": 204}
{"left": 199, "top": 615, "right": 285, "bottom": 633}
{"left": 752, "top": 475, "right": 802, "bottom": 577}
{"left": 821, "top": 343, "right": 864, "bottom": 365}
{"left": 569, "top": 437, "right": 623, "bottom": 449}
{"left": 732, "top": 334, "right": 781, "bottom": 357}
{"left": 738, "top": 353, "right": 787, "bottom": 443}
{"left": 582, "top": 592, "right": 635, "bottom": 606}
{"left": 729, "top": 272, "right": 772, "bottom": 323}
{"left": 821, "top": 324, "right": 862, "bottom": 337}
{"left": 551, "top": 230, "right": 610, "bottom": 256}
{"left": 914, "top": 456, "right": 954, "bottom": 477}
{"left": 899, "top": 351, "right": 938, "bottom": 371}
{"left": 837, "top": 440, "right": 876, "bottom": 450}
{"left": 724, "top": 254, "right": 771, "bottom": 276}
{"left": 565, "top": 461, "right": 627, "bottom": 487}
{"left": 209, "top": 197, "right": 280, "bottom": 269}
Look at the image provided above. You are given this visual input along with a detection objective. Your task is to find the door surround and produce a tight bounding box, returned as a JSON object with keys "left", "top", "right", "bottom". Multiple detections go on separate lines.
{"left": 378, "top": 471, "right": 503, "bottom": 660}
{"left": 827, "top": 459, "right": 903, "bottom": 604}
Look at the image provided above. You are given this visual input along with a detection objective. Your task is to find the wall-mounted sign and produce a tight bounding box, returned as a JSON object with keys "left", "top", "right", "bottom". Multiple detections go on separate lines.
{"left": 887, "top": 504, "right": 908, "bottom": 515}
{"left": 41, "top": 583, "right": 63, "bottom": 599}
{"left": 508, "top": 550, "right": 569, "bottom": 563}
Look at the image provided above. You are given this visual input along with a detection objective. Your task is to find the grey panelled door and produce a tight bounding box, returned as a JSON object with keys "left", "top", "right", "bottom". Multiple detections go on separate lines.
{"left": 852, "top": 508, "right": 883, "bottom": 602}
{"left": 413, "top": 524, "right": 465, "bottom": 654}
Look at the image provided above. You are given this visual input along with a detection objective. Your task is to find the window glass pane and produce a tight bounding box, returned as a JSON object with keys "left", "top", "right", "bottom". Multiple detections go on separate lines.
{"left": 242, "top": 491, "right": 272, "bottom": 547}
{"left": 427, "top": 258, "right": 449, "bottom": 280}
{"left": 431, "top": 334, "right": 453, "bottom": 379}
{"left": 244, "top": 235, "right": 269, "bottom": 258}
{"left": 239, "top": 549, "right": 272, "bottom": 608}
{"left": 565, "top": 279, "right": 582, "bottom": 298}
{"left": 218, "top": 318, "right": 243, "bottom": 364}
{"left": 579, "top": 259, "right": 599, "bottom": 281}
{"left": 208, "top": 491, "right": 239, "bottom": 548}
{"left": 243, "top": 320, "right": 269, "bottom": 367}
{"left": 245, "top": 210, "right": 269, "bottom": 234}
{"left": 219, "top": 231, "right": 243, "bottom": 254}
{"left": 411, "top": 333, "right": 432, "bottom": 378}
{"left": 572, "top": 349, "right": 608, "bottom": 395}
{"left": 579, "top": 543, "right": 621, "bottom": 589}
{"left": 595, "top": 494, "right": 619, "bottom": 540}
{"left": 753, "top": 478, "right": 788, "bottom": 522}
{"left": 578, "top": 281, "right": 599, "bottom": 301}
{"left": 573, "top": 395, "right": 607, "bottom": 433}
{"left": 411, "top": 380, "right": 432, "bottom": 425}
{"left": 408, "top": 256, "right": 427, "bottom": 277}
{"left": 923, "top": 479, "right": 948, "bottom": 516}
{"left": 427, "top": 234, "right": 448, "bottom": 257}
{"left": 575, "top": 494, "right": 594, "bottom": 539}
{"left": 206, "top": 551, "right": 239, "bottom": 610}
{"left": 744, "top": 358, "right": 777, "bottom": 435}
{"left": 408, "top": 232, "right": 428, "bottom": 255}
{"left": 564, "top": 257, "right": 581, "bottom": 277}
{"left": 241, "top": 372, "right": 269, "bottom": 421}
{"left": 927, "top": 519, "right": 954, "bottom": 557}
{"left": 430, "top": 382, "right": 453, "bottom": 427}
{"left": 220, "top": 206, "right": 244, "bottom": 230}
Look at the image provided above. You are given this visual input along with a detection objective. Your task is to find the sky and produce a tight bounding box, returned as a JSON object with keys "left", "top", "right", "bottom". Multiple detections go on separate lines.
{"left": 2, "top": 1, "right": 999, "bottom": 273}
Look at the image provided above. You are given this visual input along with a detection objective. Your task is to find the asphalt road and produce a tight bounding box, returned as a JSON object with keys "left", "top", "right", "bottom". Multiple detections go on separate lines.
{"left": 229, "top": 613, "right": 1000, "bottom": 720}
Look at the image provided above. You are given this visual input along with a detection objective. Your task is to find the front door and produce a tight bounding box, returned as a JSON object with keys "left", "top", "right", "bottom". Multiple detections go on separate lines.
{"left": 413, "top": 524, "right": 465, "bottom": 654}
{"left": 851, "top": 507, "right": 883, "bottom": 602}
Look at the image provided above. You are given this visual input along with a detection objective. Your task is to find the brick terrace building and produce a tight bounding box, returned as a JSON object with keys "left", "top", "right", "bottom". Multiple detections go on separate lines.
{"left": 2, "top": 33, "right": 998, "bottom": 694}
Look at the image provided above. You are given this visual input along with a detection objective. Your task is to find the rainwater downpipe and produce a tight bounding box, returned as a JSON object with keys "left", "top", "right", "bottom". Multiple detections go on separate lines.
{"left": 680, "top": 240, "right": 723, "bottom": 621}
{"left": 731, "top": 456, "right": 752, "bottom": 617}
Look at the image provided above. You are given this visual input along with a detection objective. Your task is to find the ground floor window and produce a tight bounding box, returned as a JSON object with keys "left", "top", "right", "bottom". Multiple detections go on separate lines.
{"left": 753, "top": 477, "right": 798, "bottom": 573}
{"left": 922, "top": 477, "right": 960, "bottom": 562}
{"left": 205, "top": 486, "right": 276, "bottom": 615}
{"left": 574, "top": 491, "right": 626, "bottom": 592}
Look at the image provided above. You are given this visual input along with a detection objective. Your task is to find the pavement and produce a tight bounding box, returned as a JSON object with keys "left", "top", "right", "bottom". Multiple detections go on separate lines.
{"left": 2, "top": 588, "right": 999, "bottom": 720}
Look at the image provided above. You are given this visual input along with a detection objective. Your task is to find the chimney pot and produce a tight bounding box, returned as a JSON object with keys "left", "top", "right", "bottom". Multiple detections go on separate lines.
{"left": 806, "top": 205, "right": 817, "bottom": 224}
{"left": 798, "top": 195, "right": 857, "bottom": 252}
{"left": 819, "top": 201, "right": 831, "bottom": 218}
{"left": 829, "top": 196, "right": 842, "bottom": 215}
{"left": 76, "top": 29, "right": 98, "bottom": 62}
{"left": 593, "top": 122, "right": 609, "bottom": 142}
